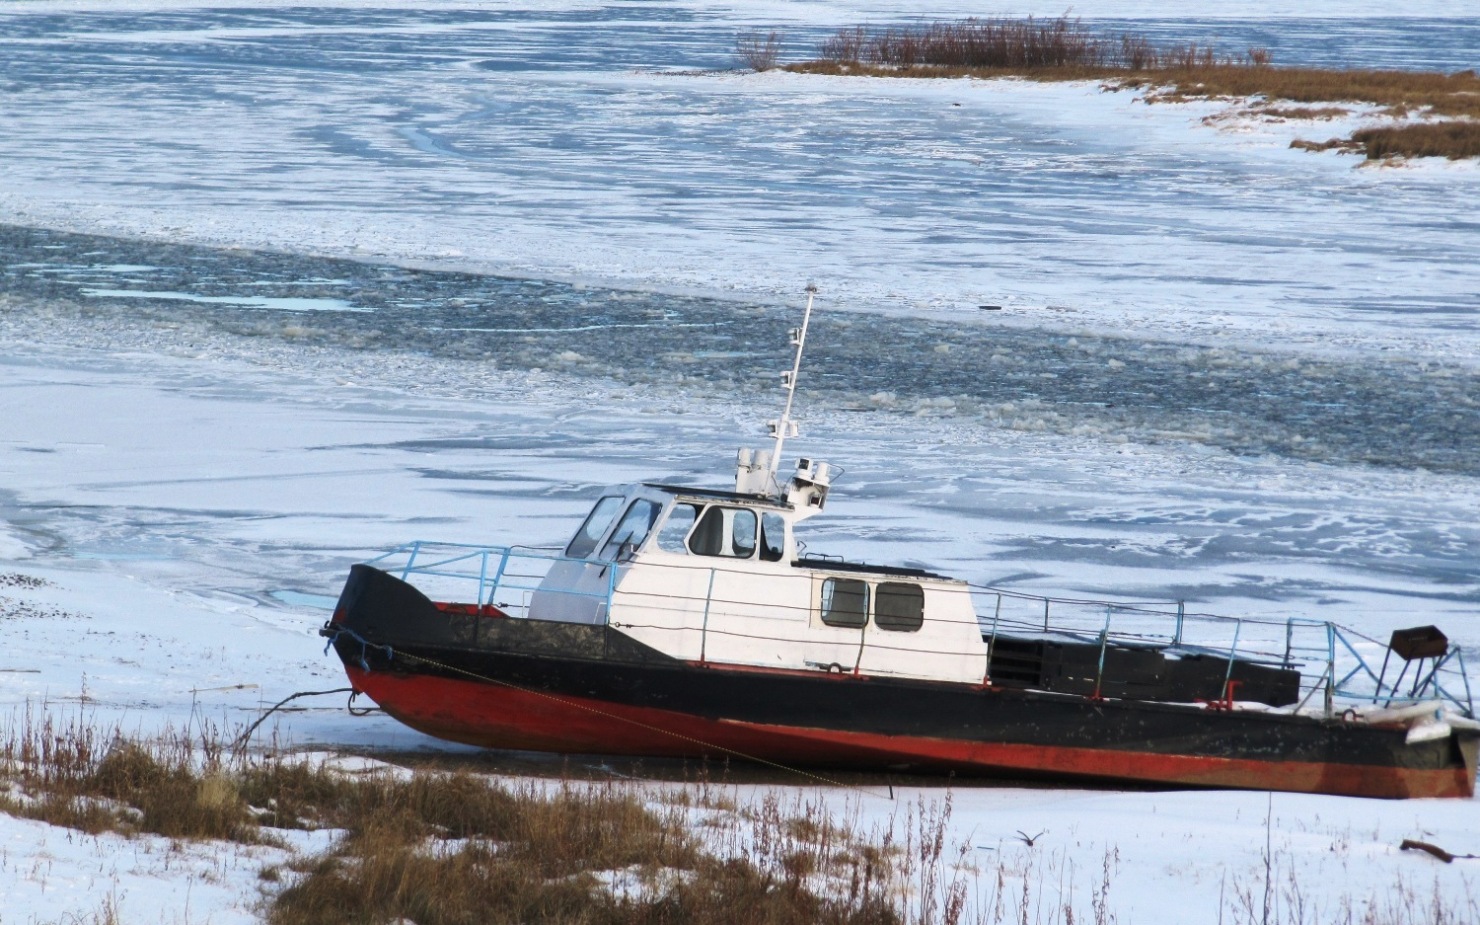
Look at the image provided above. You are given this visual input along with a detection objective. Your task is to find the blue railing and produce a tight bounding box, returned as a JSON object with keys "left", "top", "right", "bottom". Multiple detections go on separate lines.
{"left": 365, "top": 541, "right": 615, "bottom": 620}
{"left": 362, "top": 542, "right": 1474, "bottom": 719}
{"left": 971, "top": 585, "right": 1475, "bottom": 718}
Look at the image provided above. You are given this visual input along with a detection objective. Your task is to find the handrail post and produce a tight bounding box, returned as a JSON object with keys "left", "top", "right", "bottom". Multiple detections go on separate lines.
{"left": 603, "top": 558, "right": 617, "bottom": 626}
{"left": 1173, "top": 601, "right": 1184, "bottom": 647}
{"left": 1459, "top": 649, "right": 1475, "bottom": 718}
{"left": 1324, "top": 623, "right": 1336, "bottom": 717}
{"left": 1222, "top": 618, "right": 1243, "bottom": 699}
{"left": 1093, "top": 607, "right": 1112, "bottom": 699}
{"left": 1373, "top": 643, "right": 1394, "bottom": 705}
{"left": 486, "top": 548, "right": 512, "bottom": 607}
{"left": 1043, "top": 597, "right": 1050, "bottom": 632}
{"left": 477, "top": 550, "right": 489, "bottom": 608}
{"left": 1283, "top": 617, "right": 1294, "bottom": 668}
{"left": 699, "top": 568, "right": 716, "bottom": 666}
{"left": 985, "top": 593, "right": 1002, "bottom": 685}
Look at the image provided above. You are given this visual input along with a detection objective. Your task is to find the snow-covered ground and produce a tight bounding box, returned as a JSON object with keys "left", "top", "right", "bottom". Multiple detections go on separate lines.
{"left": 2, "top": 1, "right": 1479, "bottom": 921}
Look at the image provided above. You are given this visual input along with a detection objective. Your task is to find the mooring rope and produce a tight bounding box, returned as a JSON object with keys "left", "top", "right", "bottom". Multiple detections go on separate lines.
{"left": 323, "top": 624, "right": 393, "bottom": 670}
{"left": 232, "top": 687, "right": 357, "bottom": 752}
{"left": 328, "top": 629, "right": 888, "bottom": 798}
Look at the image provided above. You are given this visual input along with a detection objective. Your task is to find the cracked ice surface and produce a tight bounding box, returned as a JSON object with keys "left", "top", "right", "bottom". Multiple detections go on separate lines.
{"left": 2, "top": 4, "right": 1480, "bottom": 923}
{"left": 0, "top": 1, "right": 1476, "bottom": 359}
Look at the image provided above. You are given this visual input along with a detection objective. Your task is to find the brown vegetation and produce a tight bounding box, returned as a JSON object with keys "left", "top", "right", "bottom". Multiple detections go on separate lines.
{"left": 812, "top": 18, "right": 1264, "bottom": 71}
{"left": 785, "top": 17, "right": 1480, "bottom": 161}
{"left": 1253, "top": 105, "right": 1351, "bottom": 121}
{"left": 0, "top": 717, "right": 905, "bottom": 925}
{"left": 737, "top": 31, "right": 783, "bottom": 72}
{"left": 1124, "top": 66, "right": 1480, "bottom": 120}
{"left": 0, "top": 714, "right": 255, "bottom": 841}
{"left": 6, "top": 717, "right": 1480, "bottom": 924}
{"left": 1349, "top": 121, "right": 1480, "bottom": 161}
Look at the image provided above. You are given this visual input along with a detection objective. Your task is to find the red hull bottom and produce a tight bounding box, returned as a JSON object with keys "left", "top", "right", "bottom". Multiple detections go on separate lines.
{"left": 346, "top": 668, "right": 1475, "bottom": 800}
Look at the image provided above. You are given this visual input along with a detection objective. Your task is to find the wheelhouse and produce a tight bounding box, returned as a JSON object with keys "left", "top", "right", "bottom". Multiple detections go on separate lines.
{"left": 530, "top": 484, "right": 988, "bottom": 684}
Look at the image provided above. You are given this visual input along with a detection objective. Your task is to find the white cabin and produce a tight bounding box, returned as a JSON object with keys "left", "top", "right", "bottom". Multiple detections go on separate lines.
{"left": 528, "top": 285, "right": 987, "bottom": 686}
{"left": 530, "top": 479, "right": 989, "bottom": 686}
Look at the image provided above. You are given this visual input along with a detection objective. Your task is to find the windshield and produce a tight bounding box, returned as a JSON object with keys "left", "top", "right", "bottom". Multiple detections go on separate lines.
{"left": 564, "top": 496, "right": 624, "bottom": 559}
{"left": 599, "top": 499, "right": 662, "bottom": 560}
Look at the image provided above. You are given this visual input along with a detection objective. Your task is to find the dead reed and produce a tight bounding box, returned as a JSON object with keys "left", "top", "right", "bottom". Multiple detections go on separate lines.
{"left": 1127, "top": 66, "right": 1480, "bottom": 120}
{"left": 737, "top": 31, "right": 783, "bottom": 72}
{"left": 0, "top": 715, "right": 901, "bottom": 924}
{"left": 6, "top": 716, "right": 1480, "bottom": 924}
{"left": 0, "top": 711, "right": 254, "bottom": 841}
{"left": 1350, "top": 121, "right": 1480, "bottom": 160}
{"left": 809, "top": 17, "right": 1265, "bottom": 72}
{"left": 787, "top": 17, "right": 1480, "bottom": 161}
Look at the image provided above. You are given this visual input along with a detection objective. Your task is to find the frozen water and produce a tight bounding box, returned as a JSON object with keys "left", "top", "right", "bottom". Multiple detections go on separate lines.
{"left": 2, "top": 3, "right": 1479, "bottom": 921}
{"left": 81, "top": 287, "right": 363, "bottom": 312}
{"left": 1, "top": 0, "right": 1475, "bottom": 742}
{"left": 6, "top": 225, "right": 1479, "bottom": 477}
{"left": 0, "top": 2, "right": 1476, "bottom": 361}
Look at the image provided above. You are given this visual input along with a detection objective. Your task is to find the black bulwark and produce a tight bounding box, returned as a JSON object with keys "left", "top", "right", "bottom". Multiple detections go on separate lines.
{"left": 325, "top": 566, "right": 1465, "bottom": 776}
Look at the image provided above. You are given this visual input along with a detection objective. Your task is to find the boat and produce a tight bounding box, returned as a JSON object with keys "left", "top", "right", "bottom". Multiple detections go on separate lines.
{"left": 323, "top": 287, "right": 1480, "bottom": 799}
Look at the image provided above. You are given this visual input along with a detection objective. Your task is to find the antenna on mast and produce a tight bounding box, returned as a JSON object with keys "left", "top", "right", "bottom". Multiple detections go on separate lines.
{"left": 734, "top": 284, "right": 835, "bottom": 519}
{"left": 767, "top": 282, "right": 815, "bottom": 480}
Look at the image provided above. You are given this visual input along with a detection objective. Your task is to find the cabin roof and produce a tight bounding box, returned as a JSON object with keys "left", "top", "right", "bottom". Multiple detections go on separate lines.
{"left": 793, "top": 556, "right": 954, "bottom": 581}
{"left": 641, "top": 482, "right": 794, "bottom": 511}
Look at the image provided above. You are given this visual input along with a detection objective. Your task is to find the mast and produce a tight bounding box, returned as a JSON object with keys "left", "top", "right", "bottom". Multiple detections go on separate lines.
{"left": 734, "top": 285, "right": 834, "bottom": 518}
{"left": 768, "top": 283, "right": 816, "bottom": 481}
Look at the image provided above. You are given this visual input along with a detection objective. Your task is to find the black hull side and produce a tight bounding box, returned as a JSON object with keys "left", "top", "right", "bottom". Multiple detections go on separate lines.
{"left": 326, "top": 565, "right": 1479, "bottom": 797}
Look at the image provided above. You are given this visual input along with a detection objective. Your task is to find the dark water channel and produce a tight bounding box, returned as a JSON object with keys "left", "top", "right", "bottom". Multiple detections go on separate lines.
{"left": 4, "top": 223, "right": 1476, "bottom": 476}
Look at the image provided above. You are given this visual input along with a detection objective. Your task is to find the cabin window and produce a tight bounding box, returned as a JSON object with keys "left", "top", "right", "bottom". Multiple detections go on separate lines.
{"left": 760, "top": 512, "right": 786, "bottom": 562}
{"left": 565, "top": 495, "right": 624, "bottom": 559}
{"left": 654, "top": 503, "right": 699, "bottom": 553}
{"left": 874, "top": 582, "right": 924, "bottom": 632}
{"left": 599, "top": 499, "right": 662, "bottom": 560}
{"left": 689, "top": 506, "right": 758, "bottom": 559}
{"left": 820, "top": 577, "right": 869, "bottom": 629}
{"left": 733, "top": 509, "right": 757, "bottom": 557}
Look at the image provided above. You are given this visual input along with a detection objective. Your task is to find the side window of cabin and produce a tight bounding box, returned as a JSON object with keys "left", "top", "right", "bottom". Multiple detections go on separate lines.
{"left": 874, "top": 582, "right": 924, "bottom": 632}
{"left": 654, "top": 503, "right": 699, "bottom": 553}
{"left": 732, "top": 508, "right": 757, "bottom": 558}
{"left": 599, "top": 499, "right": 661, "bottom": 560}
{"left": 565, "top": 495, "right": 624, "bottom": 559}
{"left": 760, "top": 512, "right": 786, "bottom": 562}
{"left": 689, "top": 506, "right": 758, "bottom": 559}
{"left": 819, "top": 577, "right": 869, "bottom": 629}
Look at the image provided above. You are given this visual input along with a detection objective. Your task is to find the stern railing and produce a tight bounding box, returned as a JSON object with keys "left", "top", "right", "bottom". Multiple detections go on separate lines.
{"left": 971, "top": 584, "right": 1475, "bottom": 719}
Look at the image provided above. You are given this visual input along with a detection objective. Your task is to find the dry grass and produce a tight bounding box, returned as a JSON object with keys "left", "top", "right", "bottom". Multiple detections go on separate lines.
{"left": 1349, "top": 121, "right": 1480, "bottom": 161}
{"left": 1289, "top": 137, "right": 1362, "bottom": 155}
{"left": 6, "top": 717, "right": 1480, "bottom": 924}
{"left": 811, "top": 18, "right": 1263, "bottom": 72}
{"left": 737, "top": 31, "right": 783, "bottom": 72}
{"left": 0, "top": 716, "right": 901, "bottom": 924}
{"left": 1287, "top": 120, "right": 1480, "bottom": 163}
{"left": 1253, "top": 105, "right": 1352, "bottom": 121}
{"left": 1126, "top": 66, "right": 1480, "bottom": 120}
{"left": 265, "top": 774, "right": 912, "bottom": 925}
{"left": 0, "top": 713, "right": 256, "bottom": 841}
{"left": 268, "top": 778, "right": 731, "bottom": 925}
{"left": 787, "top": 17, "right": 1480, "bottom": 161}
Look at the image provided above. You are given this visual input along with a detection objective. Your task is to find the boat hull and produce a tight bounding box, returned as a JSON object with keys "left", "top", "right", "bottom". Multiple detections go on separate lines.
{"left": 327, "top": 565, "right": 1479, "bottom": 799}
